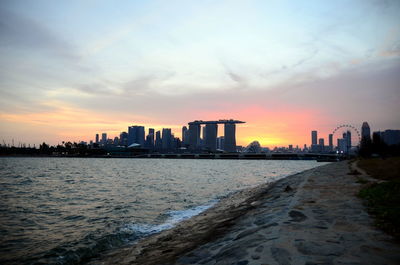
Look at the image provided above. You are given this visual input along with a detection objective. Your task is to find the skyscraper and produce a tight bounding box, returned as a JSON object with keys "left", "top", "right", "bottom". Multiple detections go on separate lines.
{"left": 95, "top": 134, "right": 99, "bottom": 144}
{"left": 346, "top": 130, "right": 351, "bottom": 149}
{"left": 120, "top": 132, "right": 128, "bottom": 146}
{"left": 188, "top": 124, "right": 200, "bottom": 150}
{"left": 182, "top": 126, "right": 187, "bottom": 143}
{"left": 217, "top": 136, "right": 225, "bottom": 150}
{"left": 101, "top": 133, "right": 107, "bottom": 145}
{"left": 128, "top": 126, "right": 145, "bottom": 146}
{"left": 328, "top": 134, "right": 333, "bottom": 150}
{"left": 204, "top": 124, "right": 218, "bottom": 152}
{"left": 145, "top": 128, "right": 155, "bottom": 149}
{"left": 183, "top": 129, "right": 190, "bottom": 145}
{"left": 381, "top": 130, "right": 400, "bottom": 145}
{"left": 311, "top": 130, "right": 318, "bottom": 145}
{"left": 155, "top": 131, "right": 162, "bottom": 150}
{"left": 162, "top": 128, "right": 172, "bottom": 150}
{"left": 311, "top": 130, "right": 318, "bottom": 152}
{"left": 361, "top": 122, "right": 371, "bottom": 142}
{"left": 224, "top": 123, "right": 236, "bottom": 152}
{"left": 319, "top": 138, "right": 325, "bottom": 152}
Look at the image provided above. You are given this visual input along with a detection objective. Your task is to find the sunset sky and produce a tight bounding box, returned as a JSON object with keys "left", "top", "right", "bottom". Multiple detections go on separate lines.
{"left": 1, "top": 0, "right": 399, "bottom": 148}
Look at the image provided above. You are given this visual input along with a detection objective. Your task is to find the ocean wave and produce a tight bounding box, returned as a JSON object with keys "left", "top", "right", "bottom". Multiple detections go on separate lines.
{"left": 121, "top": 201, "right": 218, "bottom": 236}
{"left": 32, "top": 202, "right": 218, "bottom": 265}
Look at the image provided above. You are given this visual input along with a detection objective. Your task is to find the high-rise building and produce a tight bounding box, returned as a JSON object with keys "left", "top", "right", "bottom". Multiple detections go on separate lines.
{"left": 338, "top": 131, "right": 351, "bottom": 153}
{"left": 95, "top": 134, "right": 99, "bottom": 144}
{"left": 379, "top": 130, "right": 400, "bottom": 146}
{"left": 328, "top": 134, "right": 333, "bottom": 150}
{"left": 224, "top": 123, "right": 236, "bottom": 152}
{"left": 204, "top": 124, "right": 218, "bottom": 152}
{"left": 182, "top": 126, "right": 187, "bottom": 143}
{"left": 311, "top": 130, "right": 317, "bottom": 145}
{"left": 155, "top": 131, "right": 162, "bottom": 150}
{"left": 361, "top": 122, "right": 371, "bottom": 142}
{"left": 319, "top": 138, "right": 325, "bottom": 152}
{"left": 188, "top": 124, "right": 200, "bottom": 150}
{"left": 187, "top": 119, "right": 244, "bottom": 152}
{"left": 183, "top": 129, "right": 190, "bottom": 145}
{"left": 101, "top": 133, "right": 107, "bottom": 145}
{"left": 120, "top": 132, "right": 128, "bottom": 146}
{"left": 311, "top": 130, "right": 319, "bottom": 152}
{"left": 217, "top": 136, "right": 225, "bottom": 150}
{"left": 128, "top": 126, "right": 145, "bottom": 146}
{"left": 145, "top": 128, "right": 155, "bottom": 149}
{"left": 337, "top": 138, "right": 347, "bottom": 153}
{"left": 346, "top": 130, "right": 351, "bottom": 149}
{"left": 162, "top": 128, "right": 172, "bottom": 150}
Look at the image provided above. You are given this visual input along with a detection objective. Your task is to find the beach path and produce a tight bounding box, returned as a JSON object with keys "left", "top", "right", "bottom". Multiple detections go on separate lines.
{"left": 174, "top": 161, "right": 400, "bottom": 265}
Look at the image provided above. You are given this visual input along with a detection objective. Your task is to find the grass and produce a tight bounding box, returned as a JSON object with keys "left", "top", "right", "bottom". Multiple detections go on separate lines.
{"left": 357, "top": 157, "right": 400, "bottom": 240}
{"left": 358, "top": 157, "right": 400, "bottom": 180}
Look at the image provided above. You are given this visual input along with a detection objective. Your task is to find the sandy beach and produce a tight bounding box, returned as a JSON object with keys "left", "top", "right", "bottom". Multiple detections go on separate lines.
{"left": 91, "top": 161, "right": 400, "bottom": 265}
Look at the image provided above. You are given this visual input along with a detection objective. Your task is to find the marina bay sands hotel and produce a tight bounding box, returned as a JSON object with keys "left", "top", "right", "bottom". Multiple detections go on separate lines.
{"left": 187, "top": 119, "right": 245, "bottom": 152}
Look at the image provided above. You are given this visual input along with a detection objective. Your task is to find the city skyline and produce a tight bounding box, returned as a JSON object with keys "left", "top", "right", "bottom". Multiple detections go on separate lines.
{"left": 1, "top": 1, "right": 399, "bottom": 147}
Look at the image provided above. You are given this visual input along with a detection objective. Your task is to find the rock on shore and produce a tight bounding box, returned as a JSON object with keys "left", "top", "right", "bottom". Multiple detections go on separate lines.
{"left": 92, "top": 161, "right": 400, "bottom": 265}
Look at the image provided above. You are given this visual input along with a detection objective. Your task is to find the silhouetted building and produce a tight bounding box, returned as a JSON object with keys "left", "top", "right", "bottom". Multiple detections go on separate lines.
{"left": 162, "top": 128, "right": 172, "bottom": 150}
{"left": 95, "top": 134, "right": 99, "bottom": 144}
{"left": 145, "top": 128, "right": 155, "bottom": 149}
{"left": 375, "top": 130, "right": 400, "bottom": 146}
{"left": 311, "top": 130, "right": 318, "bottom": 145}
{"left": 120, "top": 132, "right": 128, "bottom": 146}
{"left": 182, "top": 126, "right": 187, "bottom": 144}
{"left": 311, "top": 130, "right": 319, "bottom": 152}
{"left": 188, "top": 124, "right": 201, "bottom": 150}
{"left": 346, "top": 131, "right": 352, "bottom": 148}
{"left": 101, "top": 133, "right": 107, "bottom": 145}
{"left": 361, "top": 122, "right": 371, "bottom": 142}
{"left": 155, "top": 131, "right": 162, "bottom": 150}
{"left": 319, "top": 138, "right": 325, "bottom": 152}
{"left": 337, "top": 138, "right": 347, "bottom": 153}
{"left": 224, "top": 123, "right": 236, "bottom": 152}
{"left": 183, "top": 128, "right": 190, "bottom": 145}
{"left": 328, "top": 134, "right": 333, "bottom": 151}
{"left": 128, "top": 126, "right": 145, "bottom": 146}
{"left": 337, "top": 131, "right": 351, "bottom": 154}
{"left": 187, "top": 119, "right": 244, "bottom": 152}
{"left": 217, "top": 136, "right": 224, "bottom": 150}
{"left": 204, "top": 124, "right": 218, "bottom": 151}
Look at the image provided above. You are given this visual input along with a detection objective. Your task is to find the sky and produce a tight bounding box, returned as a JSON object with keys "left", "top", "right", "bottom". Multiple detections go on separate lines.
{"left": 0, "top": 0, "right": 399, "bottom": 148}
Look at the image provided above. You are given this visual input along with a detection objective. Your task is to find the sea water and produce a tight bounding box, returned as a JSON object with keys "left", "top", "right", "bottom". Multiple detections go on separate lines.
{"left": 0, "top": 157, "right": 325, "bottom": 264}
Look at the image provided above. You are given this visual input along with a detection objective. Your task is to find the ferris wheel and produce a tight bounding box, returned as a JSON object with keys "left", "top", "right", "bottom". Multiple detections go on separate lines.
{"left": 332, "top": 124, "right": 361, "bottom": 147}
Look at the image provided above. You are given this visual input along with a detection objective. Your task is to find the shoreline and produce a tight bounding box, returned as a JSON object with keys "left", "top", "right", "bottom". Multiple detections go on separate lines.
{"left": 88, "top": 165, "right": 308, "bottom": 265}
{"left": 0, "top": 153, "right": 341, "bottom": 161}
{"left": 90, "top": 161, "right": 400, "bottom": 265}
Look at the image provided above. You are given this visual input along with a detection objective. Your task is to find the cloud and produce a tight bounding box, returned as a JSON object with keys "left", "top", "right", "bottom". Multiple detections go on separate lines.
{"left": 0, "top": 8, "right": 78, "bottom": 60}
{"left": 291, "top": 48, "right": 319, "bottom": 68}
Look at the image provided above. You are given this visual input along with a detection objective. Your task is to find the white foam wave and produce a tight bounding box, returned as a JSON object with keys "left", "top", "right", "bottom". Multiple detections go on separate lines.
{"left": 122, "top": 201, "right": 217, "bottom": 236}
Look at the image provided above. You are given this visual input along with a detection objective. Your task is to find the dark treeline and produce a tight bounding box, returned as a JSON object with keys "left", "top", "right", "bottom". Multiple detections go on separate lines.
{"left": 0, "top": 142, "right": 107, "bottom": 156}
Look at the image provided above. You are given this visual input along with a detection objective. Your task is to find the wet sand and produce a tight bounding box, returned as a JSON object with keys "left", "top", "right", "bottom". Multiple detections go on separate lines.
{"left": 91, "top": 161, "right": 400, "bottom": 265}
